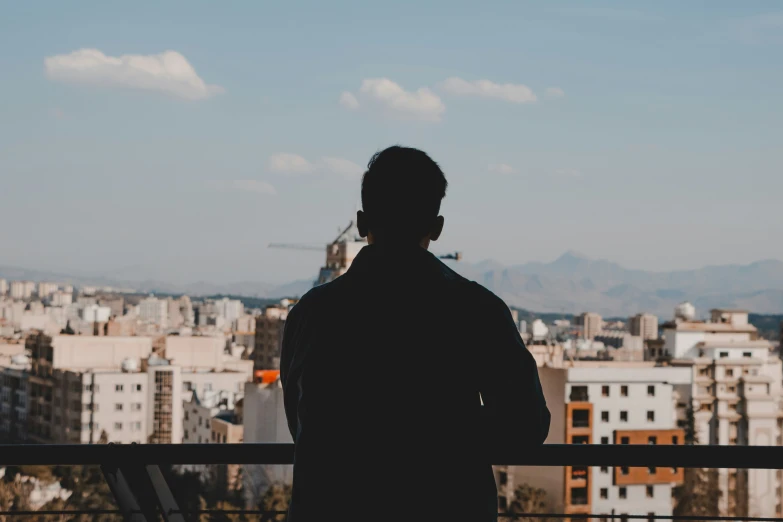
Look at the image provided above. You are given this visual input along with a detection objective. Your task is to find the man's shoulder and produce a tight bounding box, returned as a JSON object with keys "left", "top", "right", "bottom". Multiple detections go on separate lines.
{"left": 433, "top": 258, "right": 507, "bottom": 309}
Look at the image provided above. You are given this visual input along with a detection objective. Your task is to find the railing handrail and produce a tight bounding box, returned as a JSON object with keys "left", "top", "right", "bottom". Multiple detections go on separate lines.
{"left": 1, "top": 443, "right": 781, "bottom": 469}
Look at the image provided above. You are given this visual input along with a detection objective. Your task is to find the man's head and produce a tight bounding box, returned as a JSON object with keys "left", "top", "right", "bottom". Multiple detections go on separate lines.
{"left": 357, "top": 146, "right": 447, "bottom": 248}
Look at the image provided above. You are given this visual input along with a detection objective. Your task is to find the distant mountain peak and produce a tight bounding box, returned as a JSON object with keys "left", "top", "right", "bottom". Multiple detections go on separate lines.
{"left": 558, "top": 250, "right": 590, "bottom": 261}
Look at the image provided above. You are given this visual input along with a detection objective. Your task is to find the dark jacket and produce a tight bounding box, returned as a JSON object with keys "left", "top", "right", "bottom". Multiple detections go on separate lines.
{"left": 280, "top": 244, "right": 550, "bottom": 522}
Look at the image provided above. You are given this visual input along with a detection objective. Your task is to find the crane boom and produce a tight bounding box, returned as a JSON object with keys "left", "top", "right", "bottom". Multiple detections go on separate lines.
{"left": 268, "top": 243, "right": 322, "bottom": 251}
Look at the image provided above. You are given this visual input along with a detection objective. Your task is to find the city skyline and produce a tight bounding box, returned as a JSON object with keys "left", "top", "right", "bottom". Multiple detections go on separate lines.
{"left": 2, "top": 1, "right": 783, "bottom": 283}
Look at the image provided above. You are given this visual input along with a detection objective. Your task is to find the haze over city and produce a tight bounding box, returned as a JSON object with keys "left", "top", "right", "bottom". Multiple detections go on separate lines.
{"left": 2, "top": 0, "right": 783, "bottom": 285}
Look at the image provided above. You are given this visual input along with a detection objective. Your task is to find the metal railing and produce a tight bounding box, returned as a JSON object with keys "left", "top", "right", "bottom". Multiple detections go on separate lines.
{"left": 1, "top": 443, "right": 783, "bottom": 521}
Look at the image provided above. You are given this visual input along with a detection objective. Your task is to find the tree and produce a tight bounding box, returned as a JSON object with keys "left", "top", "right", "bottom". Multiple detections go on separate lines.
{"left": 259, "top": 483, "right": 291, "bottom": 522}
{"left": 673, "top": 404, "right": 720, "bottom": 521}
{"left": 507, "top": 483, "right": 550, "bottom": 522}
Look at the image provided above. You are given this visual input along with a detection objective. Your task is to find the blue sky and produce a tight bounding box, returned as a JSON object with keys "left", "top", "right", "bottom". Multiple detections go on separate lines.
{"left": 1, "top": 1, "right": 782, "bottom": 284}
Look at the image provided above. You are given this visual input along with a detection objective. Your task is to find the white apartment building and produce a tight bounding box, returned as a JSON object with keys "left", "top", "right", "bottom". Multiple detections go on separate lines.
{"left": 23, "top": 334, "right": 252, "bottom": 445}
{"left": 37, "top": 283, "right": 59, "bottom": 298}
{"left": 81, "top": 304, "right": 111, "bottom": 323}
{"left": 139, "top": 296, "right": 168, "bottom": 327}
{"left": 501, "top": 363, "right": 691, "bottom": 518}
{"left": 664, "top": 307, "right": 783, "bottom": 518}
{"left": 50, "top": 291, "right": 73, "bottom": 307}
{"left": 242, "top": 371, "right": 293, "bottom": 506}
{"left": 0, "top": 279, "right": 8, "bottom": 296}
{"left": 215, "top": 298, "right": 244, "bottom": 324}
{"left": 10, "top": 281, "right": 35, "bottom": 300}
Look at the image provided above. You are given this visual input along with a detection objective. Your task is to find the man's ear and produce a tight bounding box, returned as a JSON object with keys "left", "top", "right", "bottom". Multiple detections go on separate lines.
{"left": 429, "top": 216, "right": 445, "bottom": 242}
{"left": 357, "top": 210, "right": 369, "bottom": 238}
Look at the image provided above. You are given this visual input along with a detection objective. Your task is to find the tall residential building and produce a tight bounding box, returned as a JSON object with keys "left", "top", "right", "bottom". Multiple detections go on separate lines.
{"left": 0, "top": 279, "right": 8, "bottom": 296}
{"left": 82, "top": 304, "right": 111, "bottom": 323}
{"left": 663, "top": 307, "right": 783, "bottom": 518}
{"left": 37, "top": 282, "right": 59, "bottom": 298}
{"left": 167, "top": 297, "right": 185, "bottom": 329}
{"left": 139, "top": 296, "right": 168, "bottom": 327}
{"left": 576, "top": 312, "right": 602, "bottom": 340}
{"left": 253, "top": 303, "right": 291, "bottom": 370}
{"left": 630, "top": 313, "right": 659, "bottom": 340}
{"left": 0, "top": 344, "right": 29, "bottom": 443}
{"left": 215, "top": 298, "right": 244, "bottom": 324}
{"left": 500, "top": 363, "right": 690, "bottom": 518}
{"left": 50, "top": 291, "right": 73, "bottom": 307}
{"left": 10, "top": 281, "right": 35, "bottom": 300}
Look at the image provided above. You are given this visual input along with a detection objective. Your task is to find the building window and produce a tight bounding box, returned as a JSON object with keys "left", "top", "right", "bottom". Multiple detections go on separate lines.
{"left": 648, "top": 513, "right": 655, "bottom": 522}
{"left": 600, "top": 488, "right": 608, "bottom": 499}
{"left": 212, "top": 432, "right": 216, "bottom": 442}
{"left": 571, "top": 487, "right": 588, "bottom": 505}
{"left": 132, "top": 403, "right": 142, "bottom": 411}
{"left": 719, "top": 352, "right": 728, "bottom": 358}
{"left": 115, "top": 384, "right": 124, "bottom": 392}
{"left": 648, "top": 436, "right": 657, "bottom": 444}
{"left": 621, "top": 385, "right": 628, "bottom": 397}
{"left": 115, "top": 403, "right": 123, "bottom": 412}
{"left": 621, "top": 436, "right": 629, "bottom": 444}
{"left": 572, "top": 409, "right": 590, "bottom": 428}
{"left": 648, "top": 466, "right": 656, "bottom": 474}
{"left": 621, "top": 467, "right": 629, "bottom": 475}
{"left": 114, "top": 422, "right": 122, "bottom": 430}
{"left": 647, "top": 411, "right": 655, "bottom": 422}
{"left": 184, "top": 411, "right": 189, "bottom": 421}
{"left": 570, "top": 385, "right": 589, "bottom": 402}
{"left": 498, "top": 496, "right": 507, "bottom": 510}
{"left": 601, "top": 436, "right": 609, "bottom": 444}
{"left": 672, "top": 435, "right": 679, "bottom": 445}
{"left": 672, "top": 467, "right": 679, "bottom": 473}
{"left": 620, "top": 411, "right": 628, "bottom": 422}
{"left": 204, "top": 383, "right": 212, "bottom": 392}
{"left": 134, "top": 384, "right": 142, "bottom": 392}
{"left": 743, "top": 352, "right": 752, "bottom": 358}
{"left": 646, "top": 485, "right": 654, "bottom": 498}
{"left": 572, "top": 435, "right": 589, "bottom": 445}
{"left": 601, "top": 411, "right": 609, "bottom": 422}
{"left": 698, "top": 367, "right": 709, "bottom": 376}
{"left": 726, "top": 368, "right": 734, "bottom": 377}
{"left": 647, "top": 385, "right": 655, "bottom": 397}
{"left": 602, "top": 385, "right": 610, "bottom": 397}
{"left": 619, "top": 487, "right": 627, "bottom": 499}
{"left": 600, "top": 466, "right": 608, "bottom": 473}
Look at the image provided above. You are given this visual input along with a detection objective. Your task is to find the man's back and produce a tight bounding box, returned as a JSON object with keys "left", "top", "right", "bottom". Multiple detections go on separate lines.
{"left": 281, "top": 245, "right": 550, "bottom": 522}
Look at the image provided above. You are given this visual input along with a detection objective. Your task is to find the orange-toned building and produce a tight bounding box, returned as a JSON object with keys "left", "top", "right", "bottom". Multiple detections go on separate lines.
{"left": 496, "top": 364, "right": 691, "bottom": 518}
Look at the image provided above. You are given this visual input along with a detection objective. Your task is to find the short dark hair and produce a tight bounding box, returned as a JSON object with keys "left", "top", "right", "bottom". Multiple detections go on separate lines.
{"left": 361, "top": 146, "right": 447, "bottom": 241}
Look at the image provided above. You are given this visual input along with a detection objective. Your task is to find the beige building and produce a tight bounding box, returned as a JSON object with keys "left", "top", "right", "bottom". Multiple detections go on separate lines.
{"left": 630, "top": 313, "right": 658, "bottom": 340}
{"left": 10, "top": 281, "right": 35, "bottom": 300}
{"left": 664, "top": 308, "right": 783, "bottom": 518}
{"left": 576, "top": 312, "right": 602, "bottom": 340}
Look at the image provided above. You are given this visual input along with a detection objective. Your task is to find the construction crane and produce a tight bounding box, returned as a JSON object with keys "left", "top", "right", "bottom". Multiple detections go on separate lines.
{"left": 269, "top": 242, "right": 462, "bottom": 261}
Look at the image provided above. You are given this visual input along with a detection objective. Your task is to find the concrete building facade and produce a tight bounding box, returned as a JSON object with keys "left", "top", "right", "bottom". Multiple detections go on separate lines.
{"left": 630, "top": 313, "right": 659, "bottom": 341}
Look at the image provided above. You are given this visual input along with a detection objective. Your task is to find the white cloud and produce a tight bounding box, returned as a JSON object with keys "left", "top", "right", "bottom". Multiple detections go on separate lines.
{"left": 44, "top": 48, "right": 223, "bottom": 101}
{"left": 440, "top": 77, "right": 536, "bottom": 104}
{"left": 209, "top": 180, "right": 277, "bottom": 196}
{"left": 545, "top": 87, "right": 565, "bottom": 99}
{"left": 555, "top": 168, "right": 582, "bottom": 177}
{"left": 322, "top": 157, "right": 364, "bottom": 178}
{"left": 344, "top": 78, "right": 445, "bottom": 122}
{"left": 488, "top": 163, "right": 516, "bottom": 175}
{"left": 339, "top": 91, "right": 359, "bottom": 110}
{"left": 269, "top": 153, "right": 315, "bottom": 174}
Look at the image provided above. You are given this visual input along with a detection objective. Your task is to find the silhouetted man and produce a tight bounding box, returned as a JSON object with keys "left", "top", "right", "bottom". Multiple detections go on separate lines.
{"left": 281, "top": 146, "right": 550, "bottom": 522}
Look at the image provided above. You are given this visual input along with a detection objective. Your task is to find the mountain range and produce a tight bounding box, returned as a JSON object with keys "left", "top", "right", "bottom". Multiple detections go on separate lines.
{"left": 3, "top": 251, "right": 783, "bottom": 316}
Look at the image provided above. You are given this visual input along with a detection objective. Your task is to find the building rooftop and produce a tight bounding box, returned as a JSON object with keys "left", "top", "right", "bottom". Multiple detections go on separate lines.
{"left": 663, "top": 320, "right": 757, "bottom": 333}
